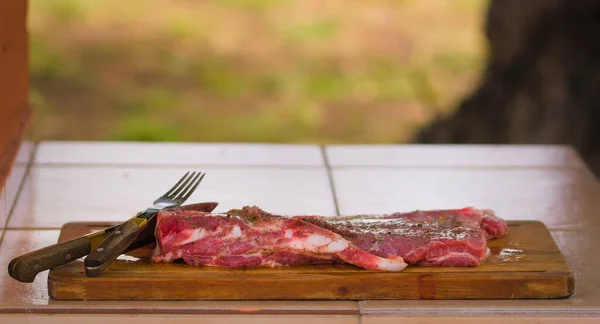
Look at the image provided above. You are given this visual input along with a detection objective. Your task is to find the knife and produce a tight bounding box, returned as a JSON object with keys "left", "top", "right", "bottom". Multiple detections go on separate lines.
{"left": 83, "top": 198, "right": 212, "bottom": 277}
{"left": 7, "top": 202, "right": 218, "bottom": 283}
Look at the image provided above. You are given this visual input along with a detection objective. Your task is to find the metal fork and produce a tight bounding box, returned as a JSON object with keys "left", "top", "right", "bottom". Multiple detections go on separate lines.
{"left": 145, "top": 171, "right": 206, "bottom": 213}
{"left": 84, "top": 171, "right": 206, "bottom": 277}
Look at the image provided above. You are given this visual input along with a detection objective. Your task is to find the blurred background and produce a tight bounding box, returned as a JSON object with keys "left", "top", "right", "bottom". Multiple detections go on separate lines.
{"left": 27, "top": 0, "right": 600, "bottom": 174}
{"left": 28, "top": 0, "right": 486, "bottom": 143}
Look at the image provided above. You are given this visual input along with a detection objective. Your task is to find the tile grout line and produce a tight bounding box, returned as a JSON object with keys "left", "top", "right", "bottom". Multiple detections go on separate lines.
{"left": 357, "top": 300, "right": 365, "bottom": 318}
{"left": 0, "top": 192, "right": 5, "bottom": 247}
{"left": 320, "top": 146, "right": 341, "bottom": 216}
{"left": 0, "top": 308, "right": 361, "bottom": 316}
{"left": 324, "top": 164, "right": 589, "bottom": 171}
{"left": 359, "top": 309, "right": 600, "bottom": 317}
{"left": 0, "top": 143, "right": 38, "bottom": 248}
{"left": 28, "top": 162, "right": 590, "bottom": 171}
{"left": 30, "top": 162, "right": 327, "bottom": 169}
{"left": 358, "top": 302, "right": 364, "bottom": 324}
{"left": 3, "top": 142, "right": 39, "bottom": 235}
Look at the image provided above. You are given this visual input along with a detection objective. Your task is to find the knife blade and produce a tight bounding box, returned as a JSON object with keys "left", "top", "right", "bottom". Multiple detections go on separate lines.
{"left": 7, "top": 202, "right": 218, "bottom": 283}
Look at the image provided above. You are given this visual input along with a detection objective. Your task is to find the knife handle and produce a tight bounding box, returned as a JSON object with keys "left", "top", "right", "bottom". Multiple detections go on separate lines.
{"left": 7, "top": 236, "right": 91, "bottom": 283}
{"left": 84, "top": 220, "right": 143, "bottom": 277}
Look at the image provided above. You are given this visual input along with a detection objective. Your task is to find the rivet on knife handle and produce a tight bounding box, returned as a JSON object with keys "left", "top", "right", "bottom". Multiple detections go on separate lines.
{"left": 7, "top": 236, "right": 91, "bottom": 283}
{"left": 84, "top": 220, "right": 144, "bottom": 277}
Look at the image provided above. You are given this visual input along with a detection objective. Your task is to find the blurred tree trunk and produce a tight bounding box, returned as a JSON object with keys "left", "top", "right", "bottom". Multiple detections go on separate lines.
{"left": 415, "top": 0, "right": 600, "bottom": 175}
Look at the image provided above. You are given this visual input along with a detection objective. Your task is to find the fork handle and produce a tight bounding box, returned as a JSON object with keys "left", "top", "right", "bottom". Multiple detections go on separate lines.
{"left": 84, "top": 220, "right": 142, "bottom": 277}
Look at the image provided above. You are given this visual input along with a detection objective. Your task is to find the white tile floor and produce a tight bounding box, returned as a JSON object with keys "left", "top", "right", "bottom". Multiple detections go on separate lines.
{"left": 326, "top": 144, "right": 586, "bottom": 168}
{"left": 1, "top": 187, "right": 7, "bottom": 229}
{"left": 35, "top": 141, "right": 325, "bottom": 167}
{"left": 1, "top": 141, "right": 599, "bottom": 322}
{"left": 4, "top": 163, "right": 27, "bottom": 217}
{"left": 0, "top": 230, "right": 59, "bottom": 306}
{"left": 0, "top": 314, "right": 360, "bottom": 324}
{"left": 8, "top": 165, "right": 336, "bottom": 228}
{"left": 331, "top": 167, "right": 600, "bottom": 229}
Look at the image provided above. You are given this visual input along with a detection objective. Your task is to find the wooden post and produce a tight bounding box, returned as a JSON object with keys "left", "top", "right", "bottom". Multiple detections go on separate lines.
{"left": 0, "top": 0, "right": 31, "bottom": 192}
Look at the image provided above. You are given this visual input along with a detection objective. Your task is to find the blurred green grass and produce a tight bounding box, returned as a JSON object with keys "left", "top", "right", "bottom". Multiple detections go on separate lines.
{"left": 28, "top": 0, "right": 487, "bottom": 144}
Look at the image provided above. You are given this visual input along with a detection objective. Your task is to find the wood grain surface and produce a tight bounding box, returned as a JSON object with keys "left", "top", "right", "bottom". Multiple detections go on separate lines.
{"left": 0, "top": 0, "right": 30, "bottom": 192}
{"left": 47, "top": 220, "right": 574, "bottom": 300}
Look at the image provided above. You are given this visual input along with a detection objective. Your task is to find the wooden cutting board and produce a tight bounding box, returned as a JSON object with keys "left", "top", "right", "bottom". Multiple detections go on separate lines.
{"left": 47, "top": 221, "right": 574, "bottom": 300}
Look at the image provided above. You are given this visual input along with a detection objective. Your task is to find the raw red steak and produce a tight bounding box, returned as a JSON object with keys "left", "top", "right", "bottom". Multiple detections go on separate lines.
{"left": 151, "top": 206, "right": 508, "bottom": 271}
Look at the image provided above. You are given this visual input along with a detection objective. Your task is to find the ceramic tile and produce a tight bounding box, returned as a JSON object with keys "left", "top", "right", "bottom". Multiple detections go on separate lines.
{"left": 35, "top": 141, "right": 324, "bottom": 166}
{"left": 1, "top": 140, "right": 34, "bottom": 228}
{"left": 0, "top": 230, "right": 61, "bottom": 306}
{"left": 8, "top": 165, "right": 336, "bottom": 228}
{"left": 332, "top": 167, "right": 600, "bottom": 230}
{"left": 0, "top": 230, "right": 358, "bottom": 314}
{"left": 359, "top": 230, "right": 600, "bottom": 316}
{"left": 361, "top": 316, "right": 600, "bottom": 324}
{"left": 549, "top": 230, "right": 600, "bottom": 308}
{"left": 4, "top": 162, "right": 27, "bottom": 216}
{"left": 15, "top": 140, "right": 35, "bottom": 165}
{"left": 13, "top": 300, "right": 359, "bottom": 315}
{"left": 1, "top": 187, "right": 6, "bottom": 229}
{"left": 0, "top": 315, "right": 359, "bottom": 324}
{"left": 1, "top": 142, "right": 31, "bottom": 229}
{"left": 326, "top": 144, "right": 586, "bottom": 168}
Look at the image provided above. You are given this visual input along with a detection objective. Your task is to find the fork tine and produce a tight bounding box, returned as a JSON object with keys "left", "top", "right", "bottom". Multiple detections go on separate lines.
{"left": 178, "top": 172, "right": 205, "bottom": 201}
{"left": 168, "top": 171, "right": 198, "bottom": 198}
{"left": 173, "top": 172, "right": 202, "bottom": 200}
{"left": 163, "top": 171, "right": 191, "bottom": 197}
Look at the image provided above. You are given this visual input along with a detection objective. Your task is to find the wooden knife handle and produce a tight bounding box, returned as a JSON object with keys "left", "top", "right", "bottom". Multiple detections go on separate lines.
{"left": 7, "top": 236, "right": 91, "bottom": 283}
{"left": 84, "top": 220, "right": 142, "bottom": 277}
